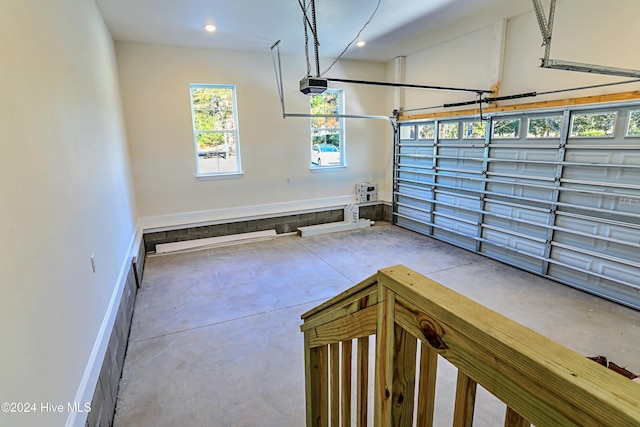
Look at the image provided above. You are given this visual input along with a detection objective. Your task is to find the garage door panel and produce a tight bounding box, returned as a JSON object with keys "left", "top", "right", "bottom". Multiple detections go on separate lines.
{"left": 398, "top": 170, "right": 434, "bottom": 184}
{"left": 484, "top": 201, "right": 551, "bottom": 226}
{"left": 480, "top": 244, "right": 545, "bottom": 272}
{"left": 562, "top": 165, "right": 640, "bottom": 184}
{"left": 558, "top": 187, "right": 619, "bottom": 207}
{"left": 555, "top": 215, "right": 640, "bottom": 248}
{"left": 399, "top": 147, "right": 433, "bottom": 164}
{"left": 437, "top": 147, "right": 484, "bottom": 171}
{"left": 483, "top": 216, "right": 548, "bottom": 240}
{"left": 433, "top": 228, "right": 476, "bottom": 251}
{"left": 395, "top": 217, "right": 432, "bottom": 236}
{"left": 435, "top": 205, "right": 478, "bottom": 223}
{"left": 397, "top": 204, "right": 431, "bottom": 223}
{"left": 549, "top": 246, "right": 594, "bottom": 271}
{"left": 482, "top": 227, "right": 546, "bottom": 256}
{"left": 433, "top": 214, "right": 477, "bottom": 236}
{"left": 397, "top": 184, "right": 433, "bottom": 201}
{"left": 435, "top": 192, "right": 481, "bottom": 211}
{"left": 486, "top": 181, "right": 554, "bottom": 203}
{"left": 488, "top": 161, "right": 556, "bottom": 178}
{"left": 397, "top": 197, "right": 432, "bottom": 215}
{"left": 558, "top": 185, "right": 640, "bottom": 218}
{"left": 550, "top": 246, "right": 638, "bottom": 285}
{"left": 490, "top": 147, "right": 558, "bottom": 161}
{"left": 553, "top": 232, "right": 638, "bottom": 265}
{"left": 557, "top": 190, "right": 620, "bottom": 212}
{"left": 395, "top": 106, "right": 640, "bottom": 309}
{"left": 439, "top": 146, "right": 484, "bottom": 158}
{"left": 437, "top": 175, "right": 483, "bottom": 191}
{"left": 564, "top": 150, "right": 640, "bottom": 165}
{"left": 438, "top": 159, "right": 482, "bottom": 171}
{"left": 547, "top": 264, "right": 640, "bottom": 304}
{"left": 438, "top": 157, "right": 483, "bottom": 174}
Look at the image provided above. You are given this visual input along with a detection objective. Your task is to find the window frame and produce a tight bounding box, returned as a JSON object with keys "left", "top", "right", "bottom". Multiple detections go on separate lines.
{"left": 189, "top": 83, "right": 242, "bottom": 177}
{"left": 438, "top": 122, "right": 460, "bottom": 140}
{"left": 627, "top": 110, "right": 640, "bottom": 137}
{"left": 462, "top": 120, "right": 487, "bottom": 139}
{"left": 310, "top": 89, "right": 346, "bottom": 169}
{"left": 569, "top": 111, "right": 617, "bottom": 138}
{"left": 418, "top": 124, "right": 435, "bottom": 140}
{"left": 492, "top": 118, "right": 521, "bottom": 139}
{"left": 526, "top": 115, "right": 564, "bottom": 139}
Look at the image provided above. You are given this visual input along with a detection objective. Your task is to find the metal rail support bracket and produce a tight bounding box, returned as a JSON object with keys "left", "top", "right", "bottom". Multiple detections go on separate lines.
{"left": 531, "top": 0, "right": 640, "bottom": 78}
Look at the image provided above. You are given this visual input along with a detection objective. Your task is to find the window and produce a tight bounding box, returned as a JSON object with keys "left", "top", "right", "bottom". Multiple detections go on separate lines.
{"left": 527, "top": 115, "right": 563, "bottom": 138}
{"left": 570, "top": 112, "right": 616, "bottom": 137}
{"left": 462, "top": 121, "right": 486, "bottom": 139}
{"left": 419, "top": 124, "right": 435, "bottom": 139}
{"left": 627, "top": 110, "right": 640, "bottom": 136}
{"left": 492, "top": 119, "right": 521, "bottom": 139}
{"left": 310, "top": 89, "right": 344, "bottom": 167}
{"left": 189, "top": 84, "right": 241, "bottom": 175}
{"left": 400, "top": 125, "right": 415, "bottom": 140}
{"left": 439, "top": 122, "right": 459, "bottom": 139}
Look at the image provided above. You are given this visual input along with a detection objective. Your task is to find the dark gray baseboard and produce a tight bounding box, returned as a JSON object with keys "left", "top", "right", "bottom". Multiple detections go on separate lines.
{"left": 85, "top": 254, "right": 139, "bottom": 427}
{"left": 143, "top": 203, "right": 392, "bottom": 253}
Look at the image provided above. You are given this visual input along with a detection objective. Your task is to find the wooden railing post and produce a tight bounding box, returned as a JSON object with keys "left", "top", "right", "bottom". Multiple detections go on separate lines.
{"left": 306, "top": 338, "right": 329, "bottom": 427}
{"left": 416, "top": 343, "right": 438, "bottom": 427}
{"left": 452, "top": 371, "right": 477, "bottom": 427}
{"left": 304, "top": 332, "right": 313, "bottom": 426}
{"left": 356, "top": 337, "right": 369, "bottom": 427}
{"left": 341, "top": 340, "right": 353, "bottom": 427}
{"left": 391, "top": 324, "right": 417, "bottom": 427}
{"left": 505, "top": 407, "right": 531, "bottom": 427}
{"left": 374, "top": 286, "right": 395, "bottom": 427}
{"left": 330, "top": 343, "right": 340, "bottom": 426}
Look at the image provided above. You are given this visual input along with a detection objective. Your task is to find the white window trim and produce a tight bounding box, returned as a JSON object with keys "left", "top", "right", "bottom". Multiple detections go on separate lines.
{"left": 310, "top": 89, "right": 346, "bottom": 170}
{"left": 189, "top": 83, "right": 243, "bottom": 177}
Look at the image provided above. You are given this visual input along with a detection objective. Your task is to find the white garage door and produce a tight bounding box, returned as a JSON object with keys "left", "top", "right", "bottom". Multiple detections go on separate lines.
{"left": 394, "top": 103, "right": 640, "bottom": 309}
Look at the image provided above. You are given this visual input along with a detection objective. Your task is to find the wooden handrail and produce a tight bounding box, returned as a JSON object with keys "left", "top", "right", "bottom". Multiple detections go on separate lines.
{"left": 301, "top": 265, "right": 640, "bottom": 427}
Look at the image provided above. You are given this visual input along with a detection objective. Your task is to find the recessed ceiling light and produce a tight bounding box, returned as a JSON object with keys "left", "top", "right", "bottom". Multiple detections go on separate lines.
{"left": 356, "top": 40, "right": 366, "bottom": 48}
{"left": 204, "top": 24, "right": 217, "bottom": 33}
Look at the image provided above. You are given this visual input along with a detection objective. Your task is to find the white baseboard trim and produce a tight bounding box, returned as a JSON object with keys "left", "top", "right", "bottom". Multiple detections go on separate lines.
{"left": 139, "top": 196, "right": 348, "bottom": 232}
{"left": 155, "top": 229, "right": 277, "bottom": 254}
{"left": 66, "top": 226, "right": 140, "bottom": 427}
{"left": 139, "top": 195, "right": 393, "bottom": 233}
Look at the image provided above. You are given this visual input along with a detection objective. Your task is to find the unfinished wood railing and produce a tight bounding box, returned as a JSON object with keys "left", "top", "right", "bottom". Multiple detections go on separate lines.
{"left": 300, "top": 265, "right": 640, "bottom": 426}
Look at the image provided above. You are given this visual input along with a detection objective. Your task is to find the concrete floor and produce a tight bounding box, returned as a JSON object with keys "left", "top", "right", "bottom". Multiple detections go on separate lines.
{"left": 113, "top": 222, "right": 640, "bottom": 426}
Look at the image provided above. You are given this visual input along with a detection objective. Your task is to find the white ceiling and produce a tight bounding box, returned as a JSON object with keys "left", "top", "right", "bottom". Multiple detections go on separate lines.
{"left": 95, "top": 0, "right": 534, "bottom": 63}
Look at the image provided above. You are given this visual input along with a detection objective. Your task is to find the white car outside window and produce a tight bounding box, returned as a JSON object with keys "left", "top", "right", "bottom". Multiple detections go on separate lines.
{"left": 311, "top": 144, "right": 341, "bottom": 166}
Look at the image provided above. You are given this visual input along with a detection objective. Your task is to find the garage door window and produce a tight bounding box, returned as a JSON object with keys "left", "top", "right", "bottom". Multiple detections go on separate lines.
{"left": 439, "top": 122, "right": 459, "bottom": 139}
{"left": 527, "top": 115, "right": 563, "bottom": 138}
{"left": 462, "top": 121, "right": 486, "bottom": 139}
{"left": 419, "top": 124, "right": 435, "bottom": 139}
{"left": 570, "top": 112, "right": 616, "bottom": 137}
{"left": 626, "top": 110, "right": 640, "bottom": 136}
{"left": 492, "top": 119, "right": 520, "bottom": 139}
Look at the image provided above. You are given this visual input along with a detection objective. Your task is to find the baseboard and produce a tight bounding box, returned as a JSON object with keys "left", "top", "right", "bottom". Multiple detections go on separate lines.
{"left": 139, "top": 195, "right": 392, "bottom": 232}
{"left": 143, "top": 202, "right": 393, "bottom": 252}
{"left": 66, "top": 229, "right": 140, "bottom": 427}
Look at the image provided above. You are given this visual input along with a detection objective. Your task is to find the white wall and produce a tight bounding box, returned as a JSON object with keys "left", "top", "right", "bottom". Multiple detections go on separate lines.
{"left": 0, "top": 1, "right": 137, "bottom": 426}
{"left": 116, "top": 43, "right": 393, "bottom": 229}
{"left": 395, "top": 0, "right": 640, "bottom": 116}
